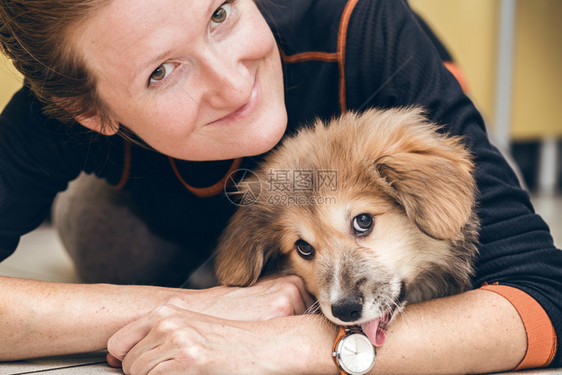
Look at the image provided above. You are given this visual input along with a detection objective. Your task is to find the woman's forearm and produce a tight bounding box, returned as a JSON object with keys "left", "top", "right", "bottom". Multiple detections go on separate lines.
{"left": 0, "top": 276, "right": 174, "bottom": 360}
{"left": 375, "top": 289, "right": 526, "bottom": 373}
{"left": 0, "top": 274, "right": 311, "bottom": 361}
{"left": 278, "top": 289, "right": 527, "bottom": 374}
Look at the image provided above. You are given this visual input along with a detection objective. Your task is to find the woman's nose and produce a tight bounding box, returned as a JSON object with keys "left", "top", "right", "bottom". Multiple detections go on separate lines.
{"left": 200, "top": 51, "right": 253, "bottom": 109}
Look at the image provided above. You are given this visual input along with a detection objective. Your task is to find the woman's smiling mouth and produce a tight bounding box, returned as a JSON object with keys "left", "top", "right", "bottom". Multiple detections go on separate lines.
{"left": 210, "top": 77, "right": 260, "bottom": 127}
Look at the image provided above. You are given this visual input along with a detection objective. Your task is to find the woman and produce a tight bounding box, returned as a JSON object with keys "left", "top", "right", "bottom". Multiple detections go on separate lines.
{"left": 0, "top": 0, "right": 560, "bottom": 373}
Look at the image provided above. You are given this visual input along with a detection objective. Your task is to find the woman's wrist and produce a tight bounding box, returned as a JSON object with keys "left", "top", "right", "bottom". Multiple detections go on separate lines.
{"left": 253, "top": 315, "right": 339, "bottom": 375}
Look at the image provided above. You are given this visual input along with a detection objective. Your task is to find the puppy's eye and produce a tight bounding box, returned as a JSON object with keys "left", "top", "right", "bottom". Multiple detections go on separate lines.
{"left": 295, "top": 239, "right": 315, "bottom": 259}
{"left": 352, "top": 214, "right": 374, "bottom": 236}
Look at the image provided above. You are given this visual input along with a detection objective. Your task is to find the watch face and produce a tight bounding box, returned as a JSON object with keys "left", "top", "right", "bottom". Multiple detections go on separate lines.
{"left": 337, "top": 333, "right": 376, "bottom": 375}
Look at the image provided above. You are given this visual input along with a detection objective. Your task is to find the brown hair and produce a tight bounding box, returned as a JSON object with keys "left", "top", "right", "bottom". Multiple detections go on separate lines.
{"left": 0, "top": 1, "right": 113, "bottom": 130}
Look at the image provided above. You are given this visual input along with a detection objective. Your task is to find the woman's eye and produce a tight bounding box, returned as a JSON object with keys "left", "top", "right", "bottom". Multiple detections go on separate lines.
{"left": 210, "top": 2, "right": 232, "bottom": 28}
{"left": 295, "top": 239, "right": 315, "bottom": 260}
{"left": 352, "top": 214, "right": 374, "bottom": 236}
{"left": 150, "top": 66, "right": 166, "bottom": 82}
{"left": 148, "top": 63, "right": 174, "bottom": 86}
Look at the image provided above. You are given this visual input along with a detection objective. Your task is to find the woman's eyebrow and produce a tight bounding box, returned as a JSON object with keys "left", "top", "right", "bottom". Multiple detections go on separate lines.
{"left": 138, "top": 50, "right": 172, "bottom": 77}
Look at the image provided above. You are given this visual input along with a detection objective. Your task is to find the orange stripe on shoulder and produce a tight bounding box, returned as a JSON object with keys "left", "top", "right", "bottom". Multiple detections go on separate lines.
{"left": 281, "top": 50, "right": 338, "bottom": 64}
{"left": 443, "top": 61, "right": 470, "bottom": 94}
{"left": 337, "top": 0, "right": 360, "bottom": 113}
{"left": 480, "top": 284, "right": 558, "bottom": 370}
{"left": 114, "top": 140, "right": 132, "bottom": 190}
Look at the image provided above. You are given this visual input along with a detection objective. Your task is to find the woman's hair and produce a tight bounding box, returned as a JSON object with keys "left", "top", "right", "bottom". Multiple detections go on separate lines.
{"left": 0, "top": 1, "right": 113, "bottom": 130}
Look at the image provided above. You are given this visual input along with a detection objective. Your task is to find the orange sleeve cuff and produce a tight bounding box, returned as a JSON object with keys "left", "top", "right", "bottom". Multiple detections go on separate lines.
{"left": 480, "top": 284, "right": 558, "bottom": 370}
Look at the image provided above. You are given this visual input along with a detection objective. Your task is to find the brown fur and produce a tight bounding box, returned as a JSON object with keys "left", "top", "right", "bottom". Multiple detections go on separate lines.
{"left": 215, "top": 107, "right": 479, "bottom": 325}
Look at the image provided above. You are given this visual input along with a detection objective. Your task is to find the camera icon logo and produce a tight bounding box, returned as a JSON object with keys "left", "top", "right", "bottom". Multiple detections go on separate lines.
{"left": 224, "top": 169, "right": 262, "bottom": 206}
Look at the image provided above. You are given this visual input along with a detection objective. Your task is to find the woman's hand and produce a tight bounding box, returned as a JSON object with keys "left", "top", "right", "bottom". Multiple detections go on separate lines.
{"left": 176, "top": 275, "right": 315, "bottom": 321}
{"left": 106, "top": 276, "right": 322, "bottom": 374}
{"left": 106, "top": 302, "right": 326, "bottom": 375}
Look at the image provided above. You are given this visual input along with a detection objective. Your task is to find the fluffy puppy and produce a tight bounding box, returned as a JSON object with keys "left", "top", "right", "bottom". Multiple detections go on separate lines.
{"left": 214, "top": 107, "right": 479, "bottom": 346}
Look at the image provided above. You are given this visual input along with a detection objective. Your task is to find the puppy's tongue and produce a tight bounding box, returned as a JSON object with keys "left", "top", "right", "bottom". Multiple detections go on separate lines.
{"left": 361, "top": 318, "right": 386, "bottom": 347}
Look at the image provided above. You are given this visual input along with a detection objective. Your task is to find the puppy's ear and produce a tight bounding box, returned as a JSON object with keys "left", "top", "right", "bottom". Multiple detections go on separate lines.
{"left": 214, "top": 207, "right": 278, "bottom": 286}
{"left": 373, "top": 122, "right": 476, "bottom": 240}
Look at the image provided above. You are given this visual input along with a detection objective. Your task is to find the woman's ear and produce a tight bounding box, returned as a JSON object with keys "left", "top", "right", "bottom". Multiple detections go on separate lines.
{"left": 75, "top": 112, "right": 119, "bottom": 136}
{"left": 54, "top": 97, "right": 119, "bottom": 136}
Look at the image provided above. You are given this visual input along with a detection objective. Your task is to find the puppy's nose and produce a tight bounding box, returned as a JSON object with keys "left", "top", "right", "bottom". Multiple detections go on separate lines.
{"left": 331, "top": 297, "right": 363, "bottom": 322}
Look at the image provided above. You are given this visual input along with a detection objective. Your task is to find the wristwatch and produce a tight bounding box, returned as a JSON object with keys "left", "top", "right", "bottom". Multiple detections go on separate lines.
{"left": 332, "top": 326, "right": 376, "bottom": 375}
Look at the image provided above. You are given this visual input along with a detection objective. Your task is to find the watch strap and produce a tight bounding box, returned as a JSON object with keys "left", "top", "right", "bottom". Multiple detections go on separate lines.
{"left": 332, "top": 326, "right": 349, "bottom": 375}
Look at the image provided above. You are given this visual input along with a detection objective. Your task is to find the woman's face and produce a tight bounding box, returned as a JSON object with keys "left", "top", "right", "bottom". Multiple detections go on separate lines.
{"left": 72, "top": 0, "right": 287, "bottom": 161}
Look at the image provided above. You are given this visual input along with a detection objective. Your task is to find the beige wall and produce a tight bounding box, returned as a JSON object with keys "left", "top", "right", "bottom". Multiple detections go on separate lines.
{"left": 511, "top": 0, "right": 562, "bottom": 140}
{"left": 0, "top": 55, "right": 23, "bottom": 111}
{"left": 410, "top": 0, "right": 562, "bottom": 141}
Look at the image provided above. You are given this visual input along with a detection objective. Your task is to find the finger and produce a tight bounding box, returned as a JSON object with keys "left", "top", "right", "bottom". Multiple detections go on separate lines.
{"left": 266, "top": 276, "right": 312, "bottom": 317}
{"left": 106, "top": 352, "right": 122, "bottom": 368}
{"left": 149, "top": 359, "right": 186, "bottom": 375}
{"left": 301, "top": 290, "right": 316, "bottom": 311}
{"left": 121, "top": 310, "right": 190, "bottom": 374}
{"left": 121, "top": 337, "right": 161, "bottom": 375}
{"left": 293, "top": 291, "right": 316, "bottom": 316}
{"left": 260, "top": 275, "right": 312, "bottom": 315}
{"left": 127, "top": 345, "right": 169, "bottom": 375}
{"left": 284, "top": 275, "right": 316, "bottom": 313}
{"left": 107, "top": 314, "right": 154, "bottom": 361}
{"left": 126, "top": 327, "right": 196, "bottom": 375}
{"left": 120, "top": 317, "right": 180, "bottom": 374}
